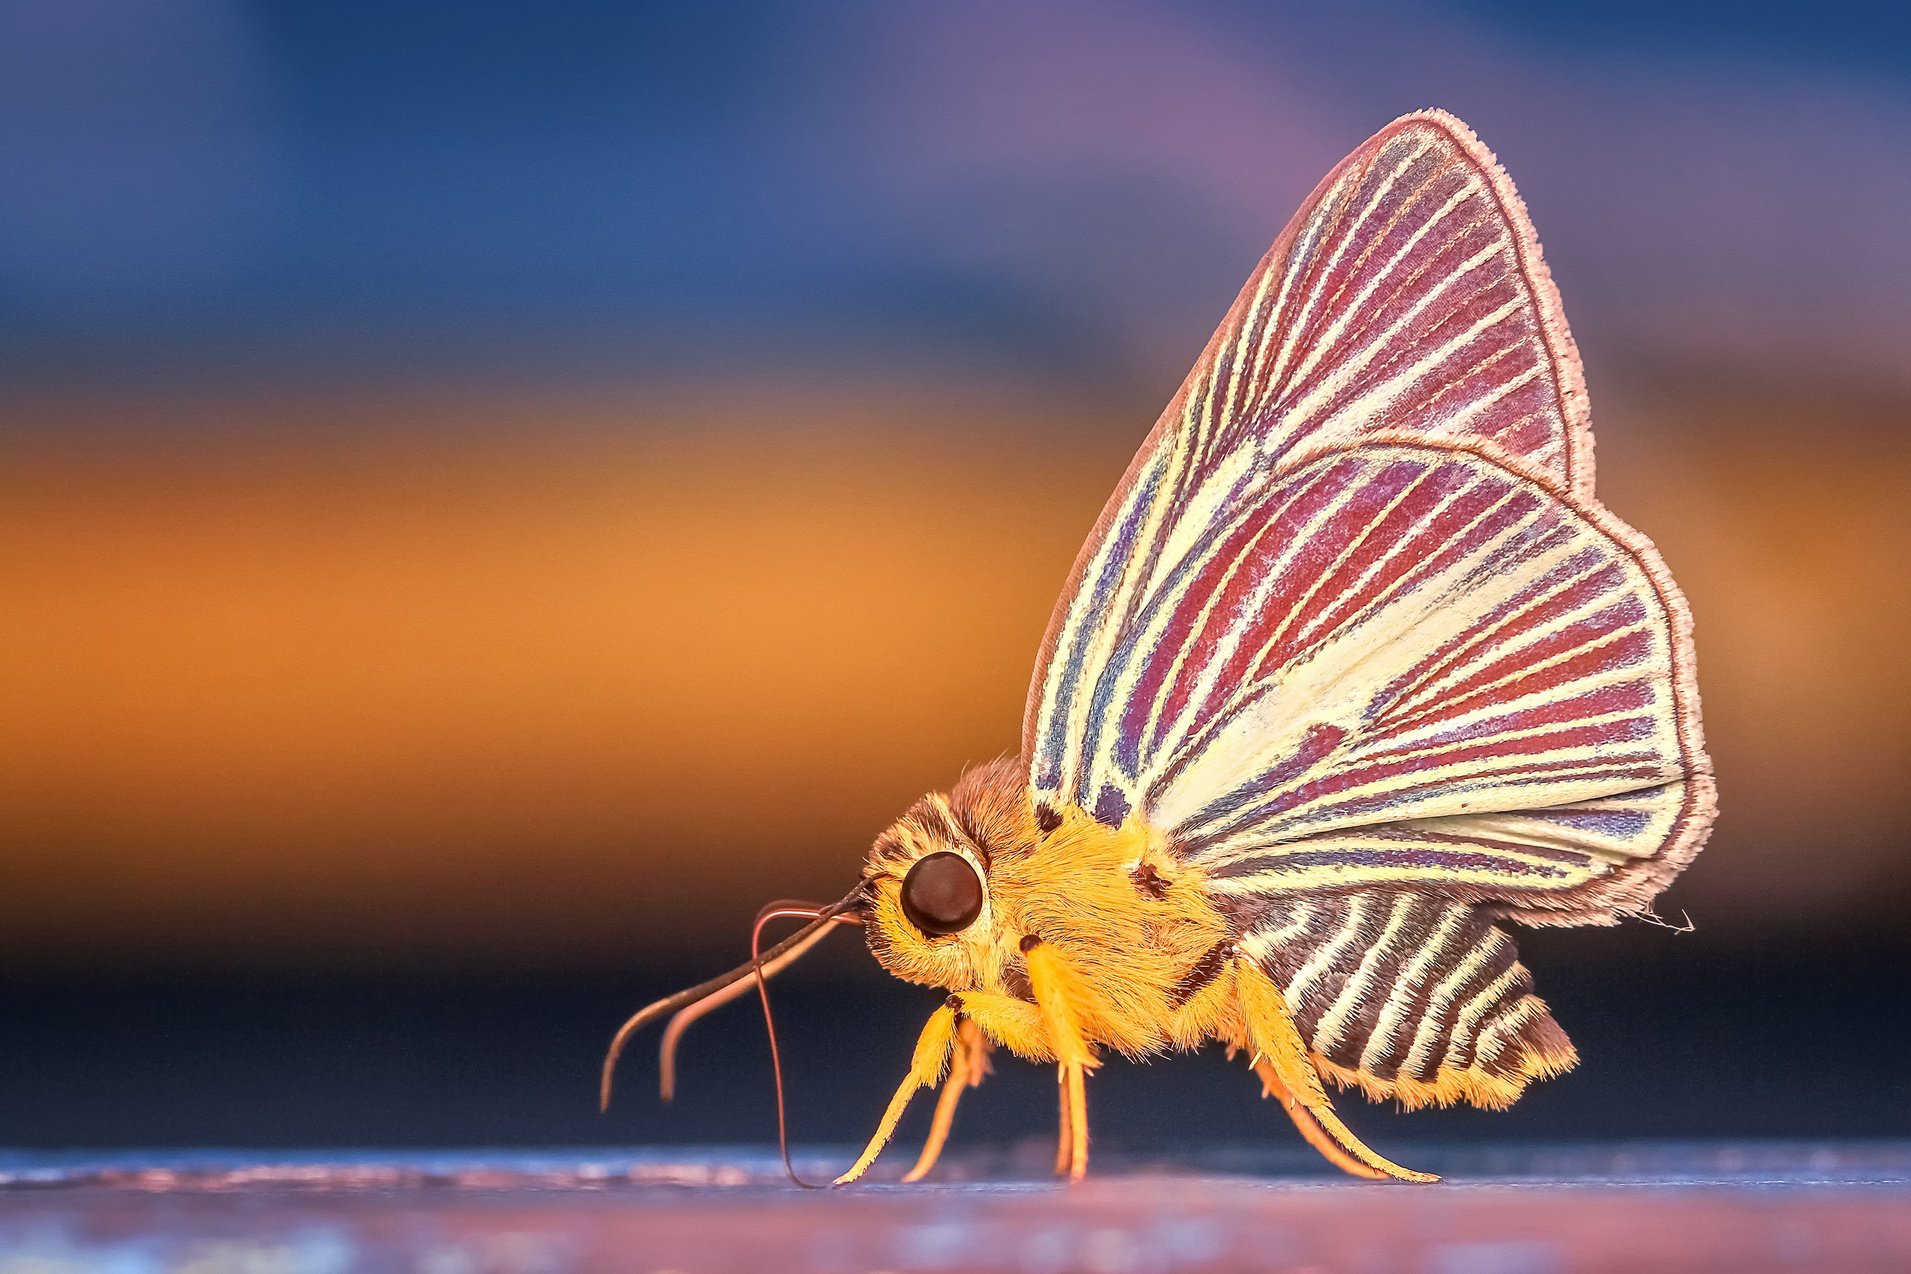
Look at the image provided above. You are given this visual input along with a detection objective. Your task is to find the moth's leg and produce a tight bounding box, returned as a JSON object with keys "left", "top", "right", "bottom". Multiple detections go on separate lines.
{"left": 1061, "top": 1056, "right": 1088, "bottom": 1180}
{"left": 1052, "top": 1063, "right": 1073, "bottom": 1176}
{"left": 1234, "top": 956, "right": 1438, "bottom": 1184}
{"left": 1022, "top": 937, "right": 1096, "bottom": 1182}
{"left": 1252, "top": 1058, "right": 1389, "bottom": 1181}
{"left": 834, "top": 1002, "right": 959, "bottom": 1186}
{"left": 948, "top": 975, "right": 1094, "bottom": 1181}
{"left": 948, "top": 990, "right": 1052, "bottom": 1059}
{"left": 901, "top": 1018, "right": 990, "bottom": 1183}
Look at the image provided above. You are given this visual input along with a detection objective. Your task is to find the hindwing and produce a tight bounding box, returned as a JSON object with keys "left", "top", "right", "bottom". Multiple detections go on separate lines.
{"left": 1241, "top": 890, "right": 1577, "bottom": 1109}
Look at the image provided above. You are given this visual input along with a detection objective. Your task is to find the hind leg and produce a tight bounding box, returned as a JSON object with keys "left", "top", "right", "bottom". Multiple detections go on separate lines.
{"left": 1235, "top": 957, "right": 1437, "bottom": 1183}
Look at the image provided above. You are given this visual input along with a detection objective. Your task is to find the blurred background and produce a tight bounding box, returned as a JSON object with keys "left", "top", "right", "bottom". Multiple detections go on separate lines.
{"left": 2, "top": 0, "right": 1907, "bottom": 1156}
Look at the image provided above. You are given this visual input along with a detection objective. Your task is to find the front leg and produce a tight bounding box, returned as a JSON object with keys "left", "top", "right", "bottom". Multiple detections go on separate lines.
{"left": 834, "top": 1002, "right": 959, "bottom": 1185}
{"left": 901, "top": 1018, "right": 990, "bottom": 1182}
{"left": 840, "top": 991, "right": 1050, "bottom": 1186}
{"left": 947, "top": 989, "right": 1053, "bottom": 1060}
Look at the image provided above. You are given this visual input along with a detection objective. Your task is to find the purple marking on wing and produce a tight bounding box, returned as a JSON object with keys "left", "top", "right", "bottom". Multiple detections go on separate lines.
{"left": 1214, "top": 846, "right": 1574, "bottom": 880}
{"left": 1092, "top": 784, "right": 1132, "bottom": 829}
{"left": 1033, "top": 459, "right": 1166, "bottom": 790}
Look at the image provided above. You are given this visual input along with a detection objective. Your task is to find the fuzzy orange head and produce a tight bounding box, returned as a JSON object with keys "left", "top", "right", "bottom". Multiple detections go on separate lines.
{"left": 857, "top": 757, "right": 1029, "bottom": 1000}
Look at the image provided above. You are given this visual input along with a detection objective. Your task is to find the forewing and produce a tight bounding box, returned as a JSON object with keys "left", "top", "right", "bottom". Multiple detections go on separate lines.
{"left": 1029, "top": 109, "right": 1596, "bottom": 817}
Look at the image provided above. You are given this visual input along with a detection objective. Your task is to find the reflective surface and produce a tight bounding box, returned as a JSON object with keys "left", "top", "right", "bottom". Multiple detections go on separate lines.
{"left": 2, "top": 1144, "right": 1907, "bottom": 1273}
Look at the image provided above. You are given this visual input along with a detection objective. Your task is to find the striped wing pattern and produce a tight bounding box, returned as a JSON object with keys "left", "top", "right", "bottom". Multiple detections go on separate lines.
{"left": 1039, "top": 441, "right": 1703, "bottom": 911}
{"left": 1241, "top": 893, "right": 1575, "bottom": 1109}
{"left": 1020, "top": 111, "right": 1715, "bottom": 1108}
{"left": 1028, "top": 111, "right": 1597, "bottom": 811}
{"left": 1175, "top": 109, "right": 1593, "bottom": 492}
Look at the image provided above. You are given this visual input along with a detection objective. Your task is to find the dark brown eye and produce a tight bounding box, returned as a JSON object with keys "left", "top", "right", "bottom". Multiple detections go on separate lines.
{"left": 899, "top": 851, "right": 984, "bottom": 936}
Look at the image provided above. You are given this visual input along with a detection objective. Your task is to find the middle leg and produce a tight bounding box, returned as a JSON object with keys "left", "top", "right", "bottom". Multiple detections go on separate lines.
{"left": 1023, "top": 936, "right": 1096, "bottom": 1182}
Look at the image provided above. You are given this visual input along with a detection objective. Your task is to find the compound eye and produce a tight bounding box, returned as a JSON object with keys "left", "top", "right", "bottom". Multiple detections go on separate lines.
{"left": 899, "top": 851, "right": 984, "bottom": 936}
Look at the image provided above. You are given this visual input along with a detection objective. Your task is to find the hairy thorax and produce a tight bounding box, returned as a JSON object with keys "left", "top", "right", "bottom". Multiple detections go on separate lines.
{"left": 861, "top": 757, "right": 1242, "bottom": 1059}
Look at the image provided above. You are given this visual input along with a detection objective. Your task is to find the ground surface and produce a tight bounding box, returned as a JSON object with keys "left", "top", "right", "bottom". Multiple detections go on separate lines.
{"left": 0, "top": 1144, "right": 1907, "bottom": 1273}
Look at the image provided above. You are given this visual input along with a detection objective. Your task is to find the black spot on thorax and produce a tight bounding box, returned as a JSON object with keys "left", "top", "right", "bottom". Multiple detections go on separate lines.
{"left": 1169, "top": 939, "right": 1233, "bottom": 1008}
{"left": 1131, "top": 860, "right": 1171, "bottom": 900}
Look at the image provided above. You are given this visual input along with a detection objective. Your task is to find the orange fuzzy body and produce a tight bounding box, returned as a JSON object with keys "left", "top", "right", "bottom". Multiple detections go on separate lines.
{"left": 860, "top": 757, "right": 1577, "bottom": 1113}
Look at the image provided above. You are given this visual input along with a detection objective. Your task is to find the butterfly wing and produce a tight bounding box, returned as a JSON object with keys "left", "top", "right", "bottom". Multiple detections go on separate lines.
{"left": 1029, "top": 109, "right": 1601, "bottom": 813}
{"left": 1244, "top": 893, "right": 1575, "bottom": 1112}
{"left": 1034, "top": 437, "right": 1709, "bottom": 918}
{"left": 1022, "top": 112, "right": 1714, "bottom": 1107}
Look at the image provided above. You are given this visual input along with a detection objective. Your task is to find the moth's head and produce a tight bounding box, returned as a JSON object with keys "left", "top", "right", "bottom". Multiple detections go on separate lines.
{"left": 861, "top": 801, "right": 999, "bottom": 993}
{"left": 859, "top": 760, "right": 1031, "bottom": 994}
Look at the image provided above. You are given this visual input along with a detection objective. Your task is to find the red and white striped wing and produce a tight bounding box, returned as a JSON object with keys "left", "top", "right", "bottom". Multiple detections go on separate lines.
{"left": 1037, "top": 441, "right": 1708, "bottom": 915}
{"left": 1024, "top": 112, "right": 1712, "bottom": 919}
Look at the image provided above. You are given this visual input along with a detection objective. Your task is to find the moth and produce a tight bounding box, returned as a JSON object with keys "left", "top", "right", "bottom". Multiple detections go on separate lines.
{"left": 603, "top": 109, "right": 1716, "bottom": 1185}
